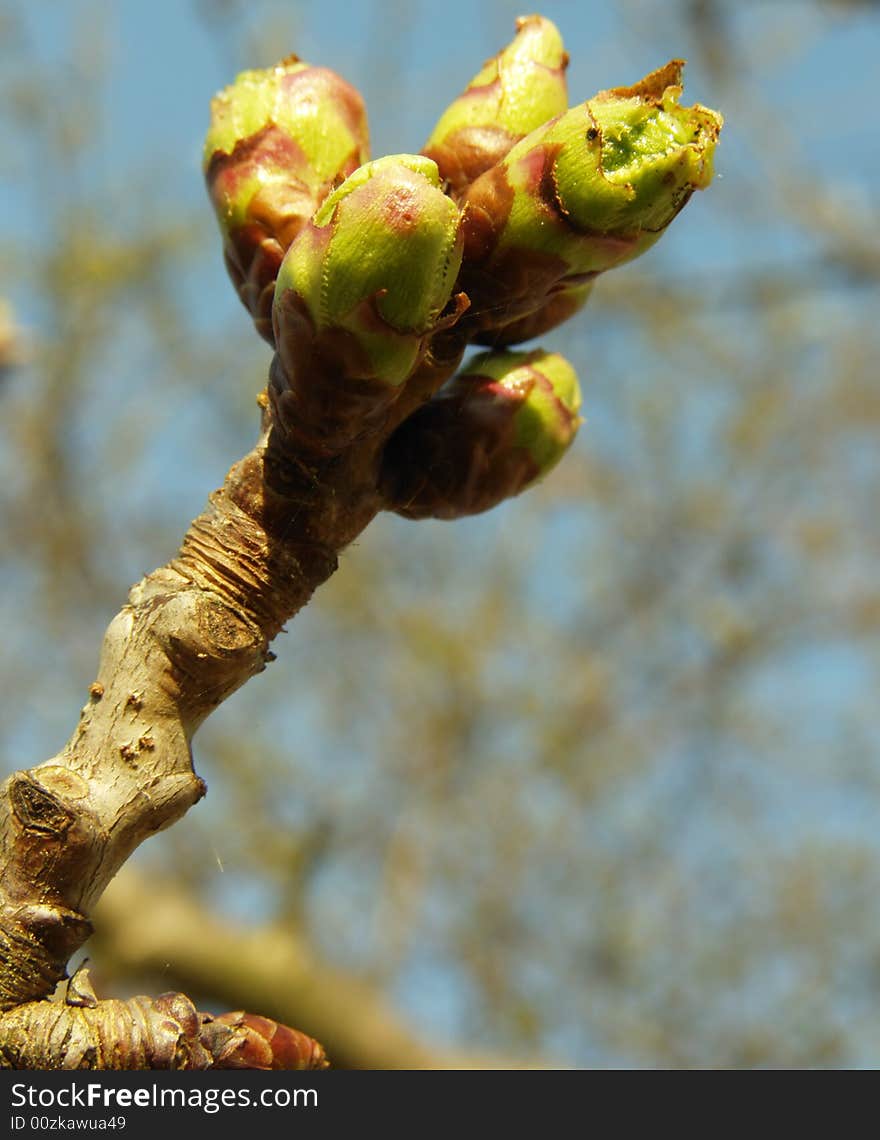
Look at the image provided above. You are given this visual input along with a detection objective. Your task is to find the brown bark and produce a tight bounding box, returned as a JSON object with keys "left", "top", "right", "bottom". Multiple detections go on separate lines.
{"left": 0, "top": 335, "right": 465, "bottom": 1058}
{"left": 0, "top": 967, "right": 327, "bottom": 1070}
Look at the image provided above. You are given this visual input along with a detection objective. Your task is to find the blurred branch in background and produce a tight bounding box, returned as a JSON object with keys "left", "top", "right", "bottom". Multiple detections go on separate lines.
{"left": 0, "top": 299, "right": 27, "bottom": 378}
{"left": 2, "top": 0, "right": 879, "bottom": 1068}
{"left": 93, "top": 869, "right": 553, "bottom": 1069}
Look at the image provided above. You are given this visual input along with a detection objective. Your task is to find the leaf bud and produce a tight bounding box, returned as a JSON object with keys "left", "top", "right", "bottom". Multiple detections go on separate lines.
{"left": 459, "top": 61, "right": 722, "bottom": 340}
{"left": 270, "top": 155, "right": 466, "bottom": 452}
{"left": 380, "top": 348, "right": 581, "bottom": 518}
{"left": 204, "top": 56, "right": 369, "bottom": 341}
{"left": 423, "top": 15, "right": 568, "bottom": 196}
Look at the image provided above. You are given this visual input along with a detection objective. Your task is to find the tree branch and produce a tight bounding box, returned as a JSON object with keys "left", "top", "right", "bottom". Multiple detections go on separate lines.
{"left": 0, "top": 339, "right": 456, "bottom": 1014}
{"left": 0, "top": 25, "right": 721, "bottom": 1066}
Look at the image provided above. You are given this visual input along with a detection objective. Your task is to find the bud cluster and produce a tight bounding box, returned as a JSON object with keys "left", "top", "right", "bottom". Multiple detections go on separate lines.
{"left": 204, "top": 17, "right": 721, "bottom": 515}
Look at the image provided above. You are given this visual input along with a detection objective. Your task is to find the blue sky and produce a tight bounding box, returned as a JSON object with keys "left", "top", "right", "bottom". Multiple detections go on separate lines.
{"left": 3, "top": 0, "right": 880, "bottom": 1067}
{"left": 6, "top": 0, "right": 878, "bottom": 325}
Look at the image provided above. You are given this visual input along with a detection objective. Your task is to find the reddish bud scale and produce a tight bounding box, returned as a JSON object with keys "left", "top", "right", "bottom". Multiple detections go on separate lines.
{"left": 474, "top": 280, "right": 593, "bottom": 347}
{"left": 380, "top": 390, "right": 530, "bottom": 520}
{"left": 269, "top": 290, "right": 469, "bottom": 456}
{"left": 269, "top": 290, "right": 407, "bottom": 454}
{"left": 0, "top": 964, "right": 330, "bottom": 1071}
{"left": 207, "top": 127, "right": 319, "bottom": 342}
{"left": 425, "top": 123, "right": 517, "bottom": 198}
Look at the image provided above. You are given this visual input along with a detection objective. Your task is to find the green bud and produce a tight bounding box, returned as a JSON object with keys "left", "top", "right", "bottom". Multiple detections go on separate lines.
{"left": 423, "top": 15, "right": 568, "bottom": 196}
{"left": 204, "top": 55, "right": 369, "bottom": 341}
{"left": 276, "top": 155, "right": 463, "bottom": 382}
{"left": 459, "top": 60, "right": 722, "bottom": 340}
{"left": 270, "top": 155, "right": 466, "bottom": 453}
{"left": 536, "top": 60, "right": 720, "bottom": 241}
{"left": 379, "top": 348, "right": 582, "bottom": 519}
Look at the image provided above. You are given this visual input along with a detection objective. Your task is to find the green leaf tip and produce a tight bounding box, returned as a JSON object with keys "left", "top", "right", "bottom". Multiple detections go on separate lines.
{"left": 571, "top": 59, "right": 722, "bottom": 233}
{"left": 502, "top": 58, "right": 722, "bottom": 256}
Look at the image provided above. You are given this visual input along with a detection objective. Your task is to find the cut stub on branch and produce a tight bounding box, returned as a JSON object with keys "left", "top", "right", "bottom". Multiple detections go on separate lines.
{"left": 270, "top": 154, "right": 466, "bottom": 454}
{"left": 204, "top": 55, "right": 369, "bottom": 342}
{"left": 459, "top": 59, "right": 722, "bottom": 344}
{"left": 379, "top": 348, "right": 581, "bottom": 519}
{"left": 422, "top": 14, "right": 569, "bottom": 197}
{"left": 0, "top": 970, "right": 327, "bottom": 1070}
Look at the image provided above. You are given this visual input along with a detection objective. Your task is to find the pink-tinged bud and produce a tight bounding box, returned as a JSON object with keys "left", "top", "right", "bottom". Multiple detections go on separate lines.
{"left": 204, "top": 56, "right": 369, "bottom": 342}
{"left": 270, "top": 154, "right": 466, "bottom": 454}
{"left": 423, "top": 15, "right": 569, "bottom": 196}
{"left": 380, "top": 348, "right": 581, "bottom": 519}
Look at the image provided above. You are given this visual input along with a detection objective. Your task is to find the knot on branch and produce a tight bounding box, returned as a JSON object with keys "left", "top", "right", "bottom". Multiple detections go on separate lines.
{"left": 159, "top": 590, "right": 267, "bottom": 712}
{"left": 0, "top": 909, "right": 92, "bottom": 1012}
{"left": 9, "top": 765, "right": 140, "bottom": 885}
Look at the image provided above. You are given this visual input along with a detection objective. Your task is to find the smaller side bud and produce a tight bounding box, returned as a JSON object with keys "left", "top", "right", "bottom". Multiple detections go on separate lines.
{"left": 271, "top": 154, "right": 466, "bottom": 453}
{"left": 423, "top": 15, "right": 568, "bottom": 196}
{"left": 379, "top": 348, "right": 581, "bottom": 519}
{"left": 205, "top": 1011, "right": 329, "bottom": 1070}
{"left": 459, "top": 60, "right": 722, "bottom": 340}
{"left": 204, "top": 56, "right": 369, "bottom": 342}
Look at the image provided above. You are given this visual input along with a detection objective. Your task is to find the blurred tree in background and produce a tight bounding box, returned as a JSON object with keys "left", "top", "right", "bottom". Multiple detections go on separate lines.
{"left": 1, "top": 0, "right": 879, "bottom": 1068}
